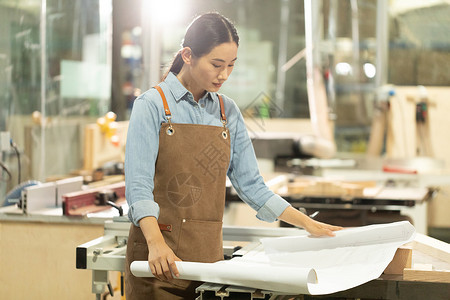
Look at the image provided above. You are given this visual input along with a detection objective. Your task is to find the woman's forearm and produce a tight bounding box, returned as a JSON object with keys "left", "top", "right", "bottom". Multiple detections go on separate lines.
{"left": 139, "top": 216, "right": 165, "bottom": 246}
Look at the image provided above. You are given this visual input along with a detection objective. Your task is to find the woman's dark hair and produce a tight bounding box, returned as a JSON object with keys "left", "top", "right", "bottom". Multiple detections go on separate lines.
{"left": 162, "top": 12, "right": 239, "bottom": 80}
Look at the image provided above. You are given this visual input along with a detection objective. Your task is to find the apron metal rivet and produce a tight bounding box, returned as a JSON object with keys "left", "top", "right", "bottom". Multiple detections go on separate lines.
{"left": 166, "top": 127, "right": 175, "bottom": 135}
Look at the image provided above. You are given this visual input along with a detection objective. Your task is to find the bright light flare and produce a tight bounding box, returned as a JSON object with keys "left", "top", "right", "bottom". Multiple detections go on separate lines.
{"left": 142, "top": 0, "right": 185, "bottom": 25}
{"left": 335, "top": 62, "right": 352, "bottom": 76}
{"left": 363, "top": 63, "right": 376, "bottom": 78}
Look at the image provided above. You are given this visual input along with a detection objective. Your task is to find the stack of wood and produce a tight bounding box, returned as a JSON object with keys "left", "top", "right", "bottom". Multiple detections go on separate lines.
{"left": 287, "top": 179, "right": 375, "bottom": 198}
{"left": 384, "top": 234, "right": 450, "bottom": 283}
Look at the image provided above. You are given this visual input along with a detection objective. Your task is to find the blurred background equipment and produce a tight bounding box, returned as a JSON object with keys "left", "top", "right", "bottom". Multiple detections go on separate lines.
{"left": 1, "top": 0, "right": 450, "bottom": 298}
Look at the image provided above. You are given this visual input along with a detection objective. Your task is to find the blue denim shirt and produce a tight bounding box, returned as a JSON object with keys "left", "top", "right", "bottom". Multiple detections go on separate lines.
{"left": 125, "top": 72, "right": 291, "bottom": 226}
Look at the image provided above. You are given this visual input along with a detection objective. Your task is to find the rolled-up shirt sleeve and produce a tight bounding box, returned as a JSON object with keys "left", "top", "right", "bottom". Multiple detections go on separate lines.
{"left": 227, "top": 106, "right": 291, "bottom": 222}
{"left": 125, "top": 91, "right": 162, "bottom": 226}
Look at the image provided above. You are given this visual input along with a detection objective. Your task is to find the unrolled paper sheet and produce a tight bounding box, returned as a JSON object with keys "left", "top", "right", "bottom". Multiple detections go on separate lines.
{"left": 260, "top": 221, "right": 416, "bottom": 294}
{"left": 131, "top": 221, "right": 416, "bottom": 295}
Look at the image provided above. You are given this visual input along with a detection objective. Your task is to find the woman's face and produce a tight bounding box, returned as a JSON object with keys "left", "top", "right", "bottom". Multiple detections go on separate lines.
{"left": 189, "top": 42, "right": 238, "bottom": 93}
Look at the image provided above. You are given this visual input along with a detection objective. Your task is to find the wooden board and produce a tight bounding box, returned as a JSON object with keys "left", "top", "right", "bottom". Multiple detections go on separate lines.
{"left": 287, "top": 179, "right": 367, "bottom": 197}
{"left": 412, "top": 234, "right": 450, "bottom": 264}
{"left": 384, "top": 246, "right": 412, "bottom": 275}
{"left": 403, "top": 268, "right": 450, "bottom": 283}
{"left": 387, "top": 86, "right": 450, "bottom": 170}
{"left": 398, "top": 233, "right": 450, "bottom": 283}
{"left": 83, "top": 121, "right": 128, "bottom": 171}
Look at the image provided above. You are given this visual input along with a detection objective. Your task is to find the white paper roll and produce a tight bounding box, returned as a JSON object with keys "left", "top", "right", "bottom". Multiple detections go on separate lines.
{"left": 130, "top": 259, "right": 317, "bottom": 294}
{"left": 130, "top": 222, "right": 416, "bottom": 295}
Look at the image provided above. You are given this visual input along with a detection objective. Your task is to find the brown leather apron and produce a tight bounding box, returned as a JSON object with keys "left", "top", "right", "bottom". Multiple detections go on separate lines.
{"left": 125, "top": 86, "right": 231, "bottom": 299}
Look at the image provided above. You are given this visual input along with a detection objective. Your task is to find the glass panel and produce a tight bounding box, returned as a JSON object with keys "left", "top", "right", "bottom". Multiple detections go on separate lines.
{"left": 389, "top": 1, "right": 450, "bottom": 86}
{"left": 321, "top": 0, "right": 379, "bottom": 153}
{"left": 0, "top": 0, "right": 111, "bottom": 203}
{"left": 139, "top": 0, "right": 309, "bottom": 119}
{"left": 134, "top": 0, "right": 450, "bottom": 156}
{"left": 0, "top": 0, "right": 42, "bottom": 201}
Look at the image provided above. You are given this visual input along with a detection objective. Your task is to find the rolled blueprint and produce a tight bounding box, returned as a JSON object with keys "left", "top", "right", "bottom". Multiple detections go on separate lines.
{"left": 131, "top": 259, "right": 317, "bottom": 294}
{"left": 131, "top": 221, "right": 416, "bottom": 295}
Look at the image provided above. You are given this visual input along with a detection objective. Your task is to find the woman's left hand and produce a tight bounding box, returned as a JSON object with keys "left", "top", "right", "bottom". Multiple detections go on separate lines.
{"left": 278, "top": 206, "right": 343, "bottom": 237}
{"left": 302, "top": 218, "right": 343, "bottom": 237}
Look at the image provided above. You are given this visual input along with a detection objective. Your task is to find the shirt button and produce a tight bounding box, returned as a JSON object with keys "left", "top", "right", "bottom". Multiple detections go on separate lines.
{"left": 200, "top": 103, "right": 205, "bottom": 108}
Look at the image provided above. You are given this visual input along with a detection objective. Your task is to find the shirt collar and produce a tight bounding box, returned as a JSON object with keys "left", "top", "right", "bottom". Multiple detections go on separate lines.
{"left": 165, "top": 72, "right": 216, "bottom": 103}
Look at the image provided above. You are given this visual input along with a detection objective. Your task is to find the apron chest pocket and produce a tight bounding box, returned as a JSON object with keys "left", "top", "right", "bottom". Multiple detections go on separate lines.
{"left": 176, "top": 218, "right": 223, "bottom": 263}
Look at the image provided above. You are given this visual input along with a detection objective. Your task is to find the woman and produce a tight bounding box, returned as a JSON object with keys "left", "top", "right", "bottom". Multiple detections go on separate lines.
{"left": 125, "top": 12, "right": 342, "bottom": 299}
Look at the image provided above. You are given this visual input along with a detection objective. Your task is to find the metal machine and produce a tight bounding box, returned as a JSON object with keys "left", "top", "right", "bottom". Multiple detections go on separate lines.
{"left": 76, "top": 218, "right": 305, "bottom": 299}
{"left": 77, "top": 218, "right": 450, "bottom": 300}
{"left": 244, "top": 132, "right": 439, "bottom": 232}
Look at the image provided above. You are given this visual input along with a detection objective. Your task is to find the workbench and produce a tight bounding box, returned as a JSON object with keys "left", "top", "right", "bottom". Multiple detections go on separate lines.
{"left": 77, "top": 220, "right": 450, "bottom": 300}
{"left": 0, "top": 207, "right": 123, "bottom": 300}
{"left": 195, "top": 275, "right": 449, "bottom": 300}
{"left": 226, "top": 174, "right": 434, "bottom": 234}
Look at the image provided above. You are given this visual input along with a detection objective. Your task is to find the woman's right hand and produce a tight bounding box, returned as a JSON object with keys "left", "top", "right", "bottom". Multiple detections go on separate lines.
{"left": 147, "top": 237, "right": 181, "bottom": 281}
{"left": 139, "top": 216, "right": 181, "bottom": 281}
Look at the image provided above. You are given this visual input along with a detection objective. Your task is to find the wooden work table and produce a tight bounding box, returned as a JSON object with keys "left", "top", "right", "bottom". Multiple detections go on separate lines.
{"left": 0, "top": 208, "right": 123, "bottom": 300}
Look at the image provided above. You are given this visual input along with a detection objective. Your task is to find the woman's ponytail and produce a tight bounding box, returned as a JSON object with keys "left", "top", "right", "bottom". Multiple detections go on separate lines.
{"left": 161, "top": 51, "right": 184, "bottom": 81}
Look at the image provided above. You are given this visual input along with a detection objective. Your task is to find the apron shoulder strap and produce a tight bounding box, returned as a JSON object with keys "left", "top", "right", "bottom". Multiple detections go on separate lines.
{"left": 155, "top": 86, "right": 171, "bottom": 117}
{"left": 218, "top": 94, "right": 227, "bottom": 124}
{"left": 155, "top": 85, "right": 227, "bottom": 124}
